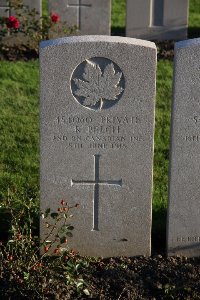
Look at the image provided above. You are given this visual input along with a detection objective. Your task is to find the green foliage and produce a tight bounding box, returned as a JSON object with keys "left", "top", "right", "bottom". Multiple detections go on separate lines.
{"left": 189, "top": 0, "right": 200, "bottom": 26}
{"left": 0, "top": 0, "right": 75, "bottom": 53}
{"left": 153, "top": 60, "right": 173, "bottom": 211}
{"left": 0, "top": 198, "right": 90, "bottom": 298}
{"left": 42, "top": 0, "right": 48, "bottom": 17}
{"left": 111, "top": 0, "right": 126, "bottom": 29}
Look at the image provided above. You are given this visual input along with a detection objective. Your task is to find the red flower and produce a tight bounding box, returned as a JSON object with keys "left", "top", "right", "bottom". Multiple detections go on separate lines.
{"left": 8, "top": 255, "right": 13, "bottom": 261}
{"left": 6, "top": 16, "right": 20, "bottom": 29}
{"left": 44, "top": 246, "right": 49, "bottom": 252}
{"left": 54, "top": 248, "right": 60, "bottom": 254}
{"left": 51, "top": 13, "right": 59, "bottom": 23}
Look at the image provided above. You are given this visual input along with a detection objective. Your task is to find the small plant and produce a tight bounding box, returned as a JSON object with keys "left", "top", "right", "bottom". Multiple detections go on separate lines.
{"left": 0, "top": 0, "right": 76, "bottom": 55}
{"left": 0, "top": 196, "right": 90, "bottom": 298}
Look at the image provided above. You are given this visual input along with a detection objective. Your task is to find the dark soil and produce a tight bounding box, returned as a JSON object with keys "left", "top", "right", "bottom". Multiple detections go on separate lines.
{"left": 82, "top": 255, "right": 200, "bottom": 299}
{"left": 156, "top": 41, "right": 174, "bottom": 61}
{"left": 1, "top": 254, "right": 200, "bottom": 299}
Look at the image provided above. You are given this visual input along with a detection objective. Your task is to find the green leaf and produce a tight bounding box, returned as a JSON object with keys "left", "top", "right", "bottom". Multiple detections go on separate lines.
{"left": 60, "top": 236, "right": 67, "bottom": 244}
{"left": 75, "top": 264, "right": 80, "bottom": 271}
{"left": 67, "top": 261, "right": 74, "bottom": 268}
{"left": 67, "top": 225, "right": 74, "bottom": 231}
{"left": 66, "top": 232, "right": 73, "bottom": 237}
{"left": 44, "top": 208, "right": 50, "bottom": 217}
{"left": 60, "top": 224, "right": 74, "bottom": 232}
{"left": 83, "top": 289, "right": 90, "bottom": 296}
{"left": 77, "top": 281, "right": 83, "bottom": 288}
{"left": 50, "top": 212, "right": 58, "bottom": 219}
{"left": 23, "top": 272, "right": 30, "bottom": 280}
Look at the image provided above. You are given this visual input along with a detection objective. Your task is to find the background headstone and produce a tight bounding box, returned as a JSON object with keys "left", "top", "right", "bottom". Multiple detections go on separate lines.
{"left": 40, "top": 35, "right": 156, "bottom": 257}
{"left": 126, "top": 0, "right": 189, "bottom": 40}
{"left": 48, "top": 0, "right": 111, "bottom": 36}
{"left": 0, "top": 0, "right": 10, "bottom": 18}
{"left": 167, "top": 38, "right": 200, "bottom": 257}
{"left": 0, "top": 0, "right": 41, "bottom": 18}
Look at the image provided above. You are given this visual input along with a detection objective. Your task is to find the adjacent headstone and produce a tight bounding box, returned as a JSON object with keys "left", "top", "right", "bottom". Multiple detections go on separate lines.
{"left": 126, "top": 0, "right": 189, "bottom": 40}
{"left": 0, "top": 0, "right": 41, "bottom": 18}
{"left": 48, "top": 0, "right": 111, "bottom": 35}
{"left": 40, "top": 35, "right": 156, "bottom": 257}
{"left": 167, "top": 38, "right": 200, "bottom": 257}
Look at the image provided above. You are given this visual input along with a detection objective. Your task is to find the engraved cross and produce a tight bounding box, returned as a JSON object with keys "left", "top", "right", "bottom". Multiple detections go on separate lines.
{"left": 0, "top": 1, "right": 11, "bottom": 17}
{"left": 71, "top": 154, "right": 122, "bottom": 231}
{"left": 67, "top": 0, "right": 92, "bottom": 29}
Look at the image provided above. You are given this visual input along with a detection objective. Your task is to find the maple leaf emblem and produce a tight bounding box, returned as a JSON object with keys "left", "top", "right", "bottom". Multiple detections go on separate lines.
{"left": 73, "top": 60, "right": 124, "bottom": 110}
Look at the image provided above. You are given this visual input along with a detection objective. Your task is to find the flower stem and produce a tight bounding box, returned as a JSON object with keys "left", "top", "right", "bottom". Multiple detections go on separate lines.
{"left": 100, "top": 98, "right": 103, "bottom": 110}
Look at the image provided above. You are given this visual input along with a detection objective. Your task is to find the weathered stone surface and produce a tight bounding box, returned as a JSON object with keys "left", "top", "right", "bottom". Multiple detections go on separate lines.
{"left": 48, "top": 0, "right": 111, "bottom": 35}
{"left": 167, "top": 38, "right": 200, "bottom": 257}
{"left": 40, "top": 35, "right": 156, "bottom": 257}
{"left": 126, "top": 0, "right": 189, "bottom": 40}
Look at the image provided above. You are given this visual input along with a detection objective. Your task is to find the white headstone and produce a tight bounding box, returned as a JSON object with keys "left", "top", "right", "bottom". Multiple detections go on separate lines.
{"left": 40, "top": 35, "right": 156, "bottom": 257}
{"left": 126, "top": 0, "right": 189, "bottom": 40}
{"left": 167, "top": 38, "right": 200, "bottom": 257}
{"left": 48, "top": 0, "right": 111, "bottom": 35}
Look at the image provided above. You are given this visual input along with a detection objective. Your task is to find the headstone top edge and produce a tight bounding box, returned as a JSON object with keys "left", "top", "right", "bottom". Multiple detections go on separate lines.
{"left": 40, "top": 35, "right": 156, "bottom": 50}
{"left": 175, "top": 38, "right": 200, "bottom": 50}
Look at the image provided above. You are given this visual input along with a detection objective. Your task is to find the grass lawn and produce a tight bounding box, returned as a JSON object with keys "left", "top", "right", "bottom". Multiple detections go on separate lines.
{"left": 0, "top": 0, "right": 199, "bottom": 247}
{"left": 0, "top": 61, "right": 39, "bottom": 206}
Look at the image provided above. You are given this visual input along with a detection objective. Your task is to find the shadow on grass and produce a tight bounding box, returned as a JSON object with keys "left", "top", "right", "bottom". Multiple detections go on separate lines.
{"left": 111, "top": 26, "right": 125, "bottom": 37}
{"left": 152, "top": 208, "right": 167, "bottom": 255}
{"left": 0, "top": 208, "right": 39, "bottom": 242}
{"left": 0, "top": 209, "right": 11, "bottom": 242}
{"left": 188, "top": 27, "right": 200, "bottom": 39}
{"left": 111, "top": 26, "right": 200, "bottom": 40}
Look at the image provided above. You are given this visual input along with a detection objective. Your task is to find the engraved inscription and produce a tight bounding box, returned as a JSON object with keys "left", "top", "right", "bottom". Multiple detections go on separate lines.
{"left": 185, "top": 135, "right": 200, "bottom": 142}
{"left": 71, "top": 154, "right": 122, "bottom": 231}
{"left": 57, "top": 115, "right": 138, "bottom": 125}
{"left": 183, "top": 115, "right": 200, "bottom": 143}
{"left": 71, "top": 57, "right": 125, "bottom": 110}
{"left": 177, "top": 236, "right": 200, "bottom": 243}
{"left": 54, "top": 114, "right": 144, "bottom": 150}
{"left": 193, "top": 115, "right": 200, "bottom": 123}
